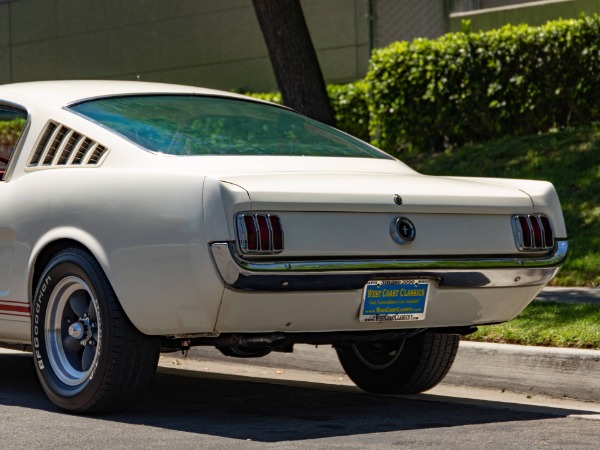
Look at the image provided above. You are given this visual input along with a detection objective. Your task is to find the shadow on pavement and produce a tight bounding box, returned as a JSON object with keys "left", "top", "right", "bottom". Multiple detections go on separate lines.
{"left": 0, "top": 353, "right": 53, "bottom": 411}
{"left": 0, "top": 352, "right": 592, "bottom": 443}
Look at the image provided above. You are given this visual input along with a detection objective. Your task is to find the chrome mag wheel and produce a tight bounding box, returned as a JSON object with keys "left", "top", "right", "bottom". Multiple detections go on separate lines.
{"left": 32, "top": 248, "right": 160, "bottom": 413}
{"left": 45, "top": 276, "right": 102, "bottom": 387}
{"left": 351, "top": 340, "right": 405, "bottom": 370}
{"left": 336, "top": 333, "right": 460, "bottom": 395}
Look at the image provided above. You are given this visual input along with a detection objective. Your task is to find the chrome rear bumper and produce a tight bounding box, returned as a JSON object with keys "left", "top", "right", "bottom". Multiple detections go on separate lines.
{"left": 210, "top": 240, "right": 567, "bottom": 291}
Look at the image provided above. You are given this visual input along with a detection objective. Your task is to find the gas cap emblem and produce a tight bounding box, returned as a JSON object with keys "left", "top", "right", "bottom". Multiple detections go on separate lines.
{"left": 390, "top": 217, "right": 416, "bottom": 245}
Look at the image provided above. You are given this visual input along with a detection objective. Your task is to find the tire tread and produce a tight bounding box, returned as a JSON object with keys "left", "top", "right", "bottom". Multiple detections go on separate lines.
{"left": 336, "top": 332, "right": 460, "bottom": 395}
{"left": 34, "top": 247, "right": 159, "bottom": 414}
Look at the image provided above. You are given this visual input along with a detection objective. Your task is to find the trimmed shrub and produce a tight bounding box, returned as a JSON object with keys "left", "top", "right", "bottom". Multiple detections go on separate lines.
{"left": 326, "top": 81, "right": 370, "bottom": 141}
{"left": 368, "top": 15, "right": 600, "bottom": 154}
{"left": 246, "top": 91, "right": 283, "bottom": 105}
{"left": 246, "top": 81, "right": 370, "bottom": 141}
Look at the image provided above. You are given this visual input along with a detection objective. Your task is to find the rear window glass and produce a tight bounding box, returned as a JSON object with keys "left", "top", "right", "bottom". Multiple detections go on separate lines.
{"left": 69, "top": 95, "right": 390, "bottom": 159}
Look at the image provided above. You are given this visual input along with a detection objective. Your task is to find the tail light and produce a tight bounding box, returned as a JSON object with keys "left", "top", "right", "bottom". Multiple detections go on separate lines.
{"left": 512, "top": 214, "right": 554, "bottom": 251}
{"left": 236, "top": 213, "right": 284, "bottom": 254}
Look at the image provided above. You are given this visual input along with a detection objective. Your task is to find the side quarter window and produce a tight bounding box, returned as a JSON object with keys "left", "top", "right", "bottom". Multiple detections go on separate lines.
{"left": 0, "top": 105, "right": 27, "bottom": 180}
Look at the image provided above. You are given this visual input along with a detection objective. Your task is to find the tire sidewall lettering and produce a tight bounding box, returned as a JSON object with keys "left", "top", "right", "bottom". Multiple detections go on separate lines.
{"left": 32, "top": 275, "right": 51, "bottom": 369}
{"left": 33, "top": 260, "right": 104, "bottom": 394}
{"left": 29, "top": 248, "right": 158, "bottom": 413}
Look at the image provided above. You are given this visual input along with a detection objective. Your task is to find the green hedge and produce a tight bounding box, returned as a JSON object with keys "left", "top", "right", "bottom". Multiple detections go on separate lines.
{"left": 248, "top": 16, "right": 600, "bottom": 155}
{"left": 246, "top": 81, "right": 370, "bottom": 142}
{"left": 368, "top": 16, "right": 600, "bottom": 153}
{"left": 326, "top": 81, "right": 369, "bottom": 142}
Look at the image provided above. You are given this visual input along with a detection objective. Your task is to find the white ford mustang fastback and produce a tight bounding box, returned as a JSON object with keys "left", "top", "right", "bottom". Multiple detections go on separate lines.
{"left": 0, "top": 81, "right": 566, "bottom": 413}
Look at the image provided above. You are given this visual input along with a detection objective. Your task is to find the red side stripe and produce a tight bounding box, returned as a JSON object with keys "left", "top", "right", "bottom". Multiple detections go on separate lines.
{"left": 0, "top": 312, "right": 30, "bottom": 318}
{"left": 0, "top": 300, "right": 29, "bottom": 305}
{"left": 0, "top": 304, "right": 30, "bottom": 314}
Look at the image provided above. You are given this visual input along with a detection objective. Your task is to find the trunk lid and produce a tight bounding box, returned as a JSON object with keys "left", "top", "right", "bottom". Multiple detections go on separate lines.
{"left": 218, "top": 171, "right": 533, "bottom": 257}
{"left": 220, "top": 172, "right": 533, "bottom": 214}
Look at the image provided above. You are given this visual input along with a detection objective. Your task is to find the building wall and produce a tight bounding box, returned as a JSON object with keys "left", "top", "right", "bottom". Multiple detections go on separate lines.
{"left": 453, "top": 0, "right": 535, "bottom": 13}
{"left": 374, "top": 0, "right": 450, "bottom": 46}
{"left": 450, "top": 0, "right": 600, "bottom": 31}
{"left": 0, "top": 0, "right": 370, "bottom": 92}
{"left": 3, "top": 0, "right": 592, "bottom": 91}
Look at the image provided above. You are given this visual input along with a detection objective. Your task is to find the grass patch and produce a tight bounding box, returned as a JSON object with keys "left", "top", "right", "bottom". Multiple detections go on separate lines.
{"left": 406, "top": 123, "right": 600, "bottom": 286}
{"left": 463, "top": 301, "right": 600, "bottom": 349}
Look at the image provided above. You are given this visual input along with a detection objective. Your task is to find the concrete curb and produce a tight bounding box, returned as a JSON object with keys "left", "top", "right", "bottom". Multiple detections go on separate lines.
{"left": 182, "top": 341, "right": 600, "bottom": 403}
{"left": 446, "top": 342, "right": 600, "bottom": 402}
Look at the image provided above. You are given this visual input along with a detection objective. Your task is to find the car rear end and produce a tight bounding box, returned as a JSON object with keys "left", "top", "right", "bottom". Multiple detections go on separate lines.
{"left": 59, "top": 82, "right": 567, "bottom": 403}
{"left": 205, "top": 165, "right": 566, "bottom": 336}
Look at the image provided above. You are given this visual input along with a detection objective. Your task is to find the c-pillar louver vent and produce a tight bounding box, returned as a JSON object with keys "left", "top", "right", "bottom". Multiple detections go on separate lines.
{"left": 28, "top": 121, "right": 109, "bottom": 168}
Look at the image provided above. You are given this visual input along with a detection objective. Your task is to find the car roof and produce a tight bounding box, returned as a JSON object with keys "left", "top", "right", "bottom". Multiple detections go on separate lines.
{"left": 0, "top": 80, "right": 253, "bottom": 107}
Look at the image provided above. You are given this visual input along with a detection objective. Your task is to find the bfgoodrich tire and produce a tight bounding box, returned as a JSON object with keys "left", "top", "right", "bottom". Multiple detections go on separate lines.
{"left": 335, "top": 333, "right": 459, "bottom": 395}
{"left": 31, "top": 248, "right": 160, "bottom": 414}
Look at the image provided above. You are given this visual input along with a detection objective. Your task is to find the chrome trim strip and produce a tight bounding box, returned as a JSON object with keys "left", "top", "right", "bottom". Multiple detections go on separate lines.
{"left": 210, "top": 240, "right": 568, "bottom": 291}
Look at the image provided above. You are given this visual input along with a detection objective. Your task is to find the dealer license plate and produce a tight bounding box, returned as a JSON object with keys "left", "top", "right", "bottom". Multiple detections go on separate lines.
{"left": 359, "top": 279, "right": 431, "bottom": 322}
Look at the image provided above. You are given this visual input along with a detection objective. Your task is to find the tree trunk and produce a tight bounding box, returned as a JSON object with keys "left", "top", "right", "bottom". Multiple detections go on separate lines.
{"left": 252, "top": 0, "right": 336, "bottom": 126}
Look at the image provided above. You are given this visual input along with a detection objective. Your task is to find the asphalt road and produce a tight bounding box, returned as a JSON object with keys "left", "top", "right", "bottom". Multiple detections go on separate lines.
{"left": 1, "top": 350, "right": 599, "bottom": 449}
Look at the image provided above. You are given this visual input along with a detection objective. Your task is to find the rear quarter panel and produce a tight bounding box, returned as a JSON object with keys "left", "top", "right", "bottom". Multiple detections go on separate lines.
{"left": 11, "top": 168, "right": 225, "bottom": 336}
{"left": 0, "top": 102, "right": 229, "bottom": 337}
